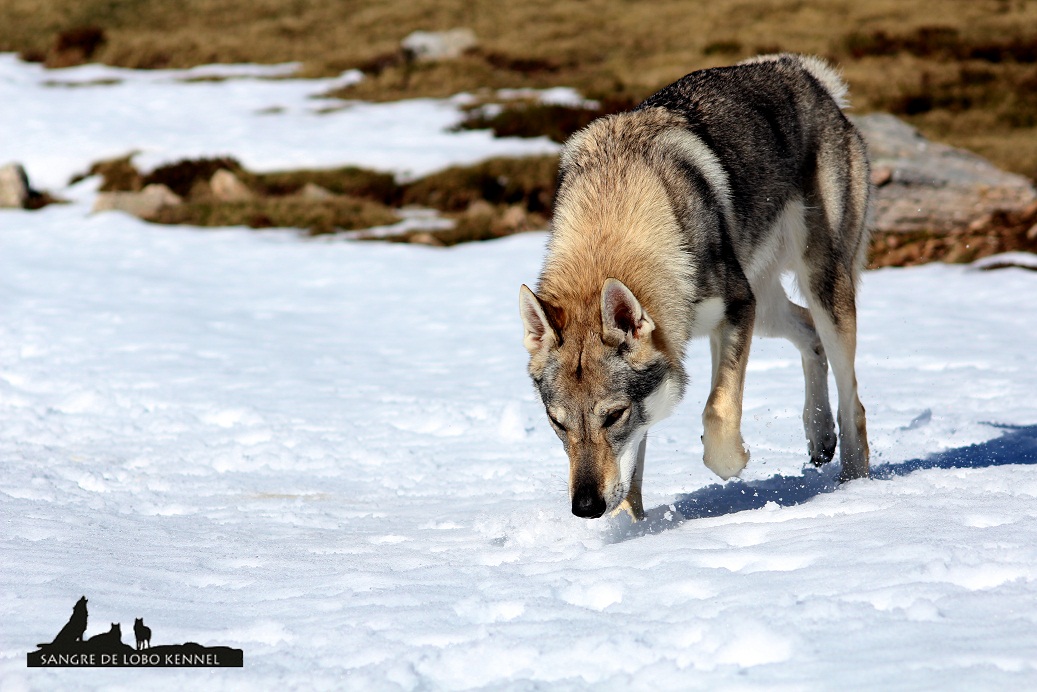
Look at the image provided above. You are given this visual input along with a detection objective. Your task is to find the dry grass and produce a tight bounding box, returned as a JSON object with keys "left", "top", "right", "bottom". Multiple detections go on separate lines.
{"left": 2, "top": 1, "right": 1035, "bottom": 180}
{"left": 253, "top": 167, "right": 401, "bottom": 203}
{"left": 152, "top": 196, "right": 398, "bottom": 236}
{"left": 81, "top": 154, "right": 399, "bottom": 234}
{"left": 2, "top": 1, "right": 1036, "bottom": 178}
{"left": 402, "top": 155, "right": 558, "bottom": 213}
{"left": 79, "top": 153, "right": 560, "bottom": 238}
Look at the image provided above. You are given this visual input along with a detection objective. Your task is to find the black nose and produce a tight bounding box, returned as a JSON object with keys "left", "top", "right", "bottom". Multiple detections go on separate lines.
{"left": 572, "top": 489, "right": 606, "bottom": 518}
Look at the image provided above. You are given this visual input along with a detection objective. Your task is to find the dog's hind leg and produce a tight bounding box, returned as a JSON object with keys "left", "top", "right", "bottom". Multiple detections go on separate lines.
{"left": 805, "top": 283, "right": 868, "bottom": 481}
{"left": 753, "top": 274, "right": 837, "bottom": 467}
{"left": 793, "top": 135, "right": 871, "bottom": 481}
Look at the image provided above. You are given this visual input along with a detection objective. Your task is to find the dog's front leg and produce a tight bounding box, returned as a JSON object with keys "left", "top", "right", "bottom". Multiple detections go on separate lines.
{"left": 702, "top": 299, "right": 755, "bottom": 479}
{"left": 612, "top": 434, "right": 646, "bottom": 521}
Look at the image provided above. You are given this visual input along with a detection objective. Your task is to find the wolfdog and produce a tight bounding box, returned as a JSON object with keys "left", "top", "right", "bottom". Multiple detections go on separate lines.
{"left": 520, "top": 54, "right": 870, "bottom": 520}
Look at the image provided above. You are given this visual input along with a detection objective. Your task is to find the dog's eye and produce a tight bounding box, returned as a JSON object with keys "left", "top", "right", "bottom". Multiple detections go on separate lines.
{"left": 602, "top": 407, "right": 629, "bottom": 428}
{"left": 547, "top": 412, "right": 566, "bottom": 430}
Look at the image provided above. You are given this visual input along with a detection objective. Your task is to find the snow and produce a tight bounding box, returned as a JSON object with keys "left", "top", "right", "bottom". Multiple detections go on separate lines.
{"left": 3, "top": 54, "right": 1037, "bottom": 688}
{"left": 0, "top": 54, "right": 560, "bottom": 190}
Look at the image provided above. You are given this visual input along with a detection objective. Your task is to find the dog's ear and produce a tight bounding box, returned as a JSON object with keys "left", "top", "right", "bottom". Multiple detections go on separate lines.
{"left": 519, "top": 285, "right": 564, "bottom": 354}
{"left": 601, "top": 278, "right": 655, "bottom": 347}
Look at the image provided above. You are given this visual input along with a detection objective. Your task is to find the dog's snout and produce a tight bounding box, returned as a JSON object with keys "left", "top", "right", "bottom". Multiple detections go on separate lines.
{"left": 571, "top": 487, "right": 606, "bottom": 518}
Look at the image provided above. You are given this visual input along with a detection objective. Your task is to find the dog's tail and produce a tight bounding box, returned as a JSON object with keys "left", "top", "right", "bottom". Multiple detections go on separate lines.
{"left": 740, "top": 53, "right": 849, "bottom": 109}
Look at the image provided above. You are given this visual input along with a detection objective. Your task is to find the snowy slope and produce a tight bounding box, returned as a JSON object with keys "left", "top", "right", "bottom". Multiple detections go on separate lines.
{"left": 3, "top": 56, "right": 1037, "bottom": 689}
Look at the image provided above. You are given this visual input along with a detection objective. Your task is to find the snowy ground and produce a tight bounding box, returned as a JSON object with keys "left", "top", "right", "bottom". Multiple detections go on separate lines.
{"left": 3, "top": 56, "right": 1037, "bottom": 689}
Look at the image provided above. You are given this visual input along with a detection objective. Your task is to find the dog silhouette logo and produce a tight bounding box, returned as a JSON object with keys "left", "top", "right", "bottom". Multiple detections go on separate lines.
{"left": 134, "top": 618, "right": 152, "bottom": 650}
{"left": 37, "top": 596, "right": 88, "bottom": 648}
{"left": 28, "top": 597, "right": 243, "bottom": 667}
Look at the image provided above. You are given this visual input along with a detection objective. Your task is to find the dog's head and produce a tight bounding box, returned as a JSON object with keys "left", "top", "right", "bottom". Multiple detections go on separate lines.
{"left": 520, "top": 278, "right": 684, "bottom": 518}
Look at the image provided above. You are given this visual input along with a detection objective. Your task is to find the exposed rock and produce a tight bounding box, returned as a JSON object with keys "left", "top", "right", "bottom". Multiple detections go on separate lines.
{"left": 0, "top": 163, "right": 31, "bottom": 208}
{"left": 407, "top": 231, "right": 445, "bottom": 246}
{"left": 210, "top": 169, "right": 254, "bottom": 202}
{"left": 93, "top": 184, "right": 182, "bottom": 219}
{"left": 851, "top": 113, "right": 1037, "bottom": 234}
{"left": 401, "top": 29, "right": 477, "bottom": 63}
{"left": 867, "top": 195, "right": 1037, "bottom": 268}
{"left": 464, "top": 199, "right": 495, "bottom": 218}
{"left": 498, "top": 205, "right": 529, "bottom": 232}
{"left": 298, "top": 182, "right": 334, "bottom": 200}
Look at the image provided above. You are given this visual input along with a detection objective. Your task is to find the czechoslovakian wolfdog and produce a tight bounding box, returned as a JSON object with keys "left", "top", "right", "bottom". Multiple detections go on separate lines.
{"left": 520, "top": 54, "right": 870, "bottom": 520}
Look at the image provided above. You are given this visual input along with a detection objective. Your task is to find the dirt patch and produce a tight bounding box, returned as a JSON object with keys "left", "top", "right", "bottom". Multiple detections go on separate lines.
{"left": 869, "top": 203, "right": 1037, "bottom": 268}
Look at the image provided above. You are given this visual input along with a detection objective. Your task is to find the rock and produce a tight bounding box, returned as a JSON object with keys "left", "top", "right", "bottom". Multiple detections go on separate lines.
{"left": 498, "top": 205, "right": 528, "bottom": 232}
{"left": 93, "top": 184, "right": 182, "bottom": 219}
{"left": 0, "top": 163, "right": 31, "bottom": 208}
{"left": 401, "top": 29, "right": 477, "bottom": 63}
{"left": 851, "top": 113, "right": 1037, "bottom": 234}
{"left": 464, "top": 199, "right": 495, "bottom": 218}
{"left": 408, "top": 231, "right": 445, "bottom": 246}
{"left": 210, "top": 169, "right": 253, "bottom": 202}
{"left": 298, "top": 182, "right": 334, "bottom": 200}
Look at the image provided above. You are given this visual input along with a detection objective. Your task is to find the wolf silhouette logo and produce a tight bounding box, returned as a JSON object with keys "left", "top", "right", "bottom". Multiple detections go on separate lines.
{"left": 28, "top": 596, "right": 244, "bottom": 667}
{"left": 37, "top": 596, "right": 88, "bottom": 648}
{"left": 134, "top": 618, "right": 151, "bottom": 650}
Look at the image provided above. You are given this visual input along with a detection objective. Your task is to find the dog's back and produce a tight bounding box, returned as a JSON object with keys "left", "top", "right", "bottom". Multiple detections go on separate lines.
{"left": 634, "top": 53, "right": 870, "bottom": 283}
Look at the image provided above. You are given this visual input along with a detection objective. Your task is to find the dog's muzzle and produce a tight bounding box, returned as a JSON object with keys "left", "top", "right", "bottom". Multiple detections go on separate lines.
{"left": 571, "top": 486, "right": 606, "bottom": 518}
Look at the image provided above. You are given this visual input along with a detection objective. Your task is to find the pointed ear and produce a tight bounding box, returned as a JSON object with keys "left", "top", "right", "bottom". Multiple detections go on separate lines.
{"left": 601, "top": 278, "right": 655, "bottom": 347}
{"left": 519, "top": 285, "right": 562, "bottom": 354}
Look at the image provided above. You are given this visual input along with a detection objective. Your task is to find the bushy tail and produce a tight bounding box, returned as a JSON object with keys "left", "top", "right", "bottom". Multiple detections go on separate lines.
{"left": 739, "top": 53, "right": 850, "bottom": 109}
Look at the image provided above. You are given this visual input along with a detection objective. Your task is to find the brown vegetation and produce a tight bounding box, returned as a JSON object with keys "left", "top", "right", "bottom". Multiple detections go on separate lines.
{"left": 456, "top": 96, "right": 639, "bottom": 144}
{"left": 401, "top": 156, "right": 558, "bottom": 213}
{"left": 12, "top": 1, "right": 1037, "bottom": 261}
{"left": 2, "top": 1, "right": 1036, "bottom": 179}
{"left": 869, "top": 203, "right": 1037, "bottom": 268}
{"left": 80, "top": 153, "right": 557, "bottom": 239}
{"left": 151, "top": 196, "right": 398, "bottom": 236}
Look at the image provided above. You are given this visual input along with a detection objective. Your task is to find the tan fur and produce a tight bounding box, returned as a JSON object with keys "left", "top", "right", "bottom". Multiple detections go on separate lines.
{"left": 702, "top": 316, "right": 753, "bottom": 479}
{"left": 542, "top": 111, "right": 697, "bottom": 365}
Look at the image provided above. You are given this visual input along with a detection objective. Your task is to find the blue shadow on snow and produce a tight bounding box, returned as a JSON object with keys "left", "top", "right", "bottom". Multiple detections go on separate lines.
{"left": 617, "top": 423, "right": 1037, "bottom": 540}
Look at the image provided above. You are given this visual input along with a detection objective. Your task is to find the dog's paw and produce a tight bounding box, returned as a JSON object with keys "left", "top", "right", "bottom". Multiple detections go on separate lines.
{"left": 808, "top": 432, "right": 836, "bottom": 467}
{"left": 610, "top": 497, "right": 645, "bottom": 522}
{"left": 702, "top": 435, "right": 749, "bottom": 479}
